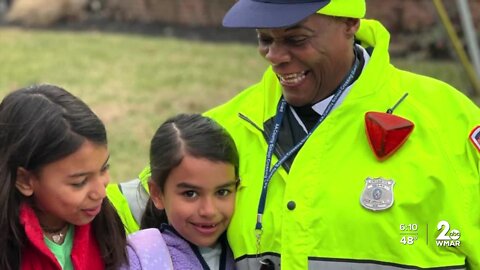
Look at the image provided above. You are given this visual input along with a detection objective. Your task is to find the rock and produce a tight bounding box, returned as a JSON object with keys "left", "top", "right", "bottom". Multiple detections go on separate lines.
{"left": 5, "top": 0, "right": 88, "bottom": 26}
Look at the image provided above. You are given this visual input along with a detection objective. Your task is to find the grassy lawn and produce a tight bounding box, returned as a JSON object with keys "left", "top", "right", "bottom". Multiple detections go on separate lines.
{"left": 0, "top": 26, "right": 475, "bottom": 182}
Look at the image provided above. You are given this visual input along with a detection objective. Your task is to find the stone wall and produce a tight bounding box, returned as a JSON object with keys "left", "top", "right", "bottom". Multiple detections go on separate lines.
{"left": 3, "top": 0, "right": 479, "bottom": 57}
{"left": 4, "top": 0, "right": 480, "bottom": 29}
{"left": 91, "top": 0, "right": 235, "bottom": 26}
{"left": 95, "top": 0, "right": 479, "bottom": 30}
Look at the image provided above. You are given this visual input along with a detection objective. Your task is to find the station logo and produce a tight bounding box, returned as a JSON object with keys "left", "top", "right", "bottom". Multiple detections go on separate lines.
{"left": 436, "top": 220, "right": 461, "bottom": 247}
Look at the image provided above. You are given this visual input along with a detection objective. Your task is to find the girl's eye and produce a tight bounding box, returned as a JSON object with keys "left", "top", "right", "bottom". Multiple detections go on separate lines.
{"left": 182, "top": 190, "right": 198, "bottom": 198}
{"left": 71, "top": 178, "right": 87, "bottom": 188}
{"left": 217, "top": 189, "right": 231, "bottom": 197}
{"left": 101, "top": 163, "right": 110, "bottom": 174}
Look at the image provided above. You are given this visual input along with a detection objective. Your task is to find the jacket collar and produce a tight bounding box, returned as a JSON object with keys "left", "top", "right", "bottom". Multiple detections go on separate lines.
{"left": 19, "top": 203, "right": 104, "bottom": 270}
{"left": 19, "top": 203, "right": 61, "bottom": 268}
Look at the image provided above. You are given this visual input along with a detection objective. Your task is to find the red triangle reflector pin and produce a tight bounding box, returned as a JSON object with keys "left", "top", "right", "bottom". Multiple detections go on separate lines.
{"left": 365, "top": 112, "right": 414, "bottom": 161}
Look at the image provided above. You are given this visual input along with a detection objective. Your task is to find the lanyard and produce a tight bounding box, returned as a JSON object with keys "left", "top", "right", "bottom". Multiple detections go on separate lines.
{"left": 254, "top": 55, "right": 360, "bottom": 249}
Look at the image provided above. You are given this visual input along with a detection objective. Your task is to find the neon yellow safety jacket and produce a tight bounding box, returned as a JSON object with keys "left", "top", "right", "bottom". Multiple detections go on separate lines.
{"left": 107, "top": 170, "right": 150, "bottom": 234}
{"left": 205, "top": 19, "right": 480, "bottom": 269}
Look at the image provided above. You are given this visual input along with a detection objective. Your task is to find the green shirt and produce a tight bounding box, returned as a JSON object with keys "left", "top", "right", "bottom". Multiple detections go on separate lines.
{"left": 44, "top": 225, "right": 74, "bottom": 270}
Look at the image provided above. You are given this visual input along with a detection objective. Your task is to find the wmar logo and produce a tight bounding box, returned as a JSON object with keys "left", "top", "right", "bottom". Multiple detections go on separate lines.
{"left": 436, "top": 220, "right": 461, "bottom": 247}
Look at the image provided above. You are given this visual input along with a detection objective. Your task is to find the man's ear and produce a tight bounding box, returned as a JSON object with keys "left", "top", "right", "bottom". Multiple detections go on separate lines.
{"left": 15, "top": 167, "right": 34, "bottom": 196}
{"left": 344, "top": 18, "right": 360, "bottom": 39}
{"left": 148, "top": 180, "right": 164, "bottom": 210}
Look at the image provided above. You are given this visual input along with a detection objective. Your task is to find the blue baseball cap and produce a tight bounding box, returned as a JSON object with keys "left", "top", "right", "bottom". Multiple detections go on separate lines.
{"left": 223, "top": 0, "right": 366, "bottom": 28}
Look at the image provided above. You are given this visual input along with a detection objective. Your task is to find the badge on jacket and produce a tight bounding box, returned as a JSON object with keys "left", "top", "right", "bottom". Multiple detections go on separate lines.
{"left": 469, "top": 126, "right": 480, "bottom": 152}
{"left": 360, "top": 177, "right": 395, "bottom": 211}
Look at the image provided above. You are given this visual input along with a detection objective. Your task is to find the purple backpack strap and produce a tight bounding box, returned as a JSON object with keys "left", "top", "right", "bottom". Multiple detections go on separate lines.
{"left": 126, "top": 228, "right": 174, "bottom": 270}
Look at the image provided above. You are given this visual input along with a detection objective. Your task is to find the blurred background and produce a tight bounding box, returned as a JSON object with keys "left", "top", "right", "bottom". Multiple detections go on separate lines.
{"left": 0, "top": 0, "right": 479, "bottom": 182}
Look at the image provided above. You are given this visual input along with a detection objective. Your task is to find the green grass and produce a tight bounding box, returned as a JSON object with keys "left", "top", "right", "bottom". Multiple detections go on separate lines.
{"left": 0, "top": 26, "right": 475, "bottom": 181}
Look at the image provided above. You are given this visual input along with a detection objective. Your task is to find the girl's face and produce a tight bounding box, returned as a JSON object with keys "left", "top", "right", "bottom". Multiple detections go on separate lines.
{"left": 150, "top": 155, "right": 237, "bottom": 248}
{"left": 16, "top": 140, "right": 110, "bottom": 229}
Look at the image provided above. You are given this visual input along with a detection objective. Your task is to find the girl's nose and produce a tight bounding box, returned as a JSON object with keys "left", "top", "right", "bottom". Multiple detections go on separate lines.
{"left": 198, "top": 197, "right": 216, "bottom": 218}
{"left": 90, "top": 173, "right": 109, "bottom": 200}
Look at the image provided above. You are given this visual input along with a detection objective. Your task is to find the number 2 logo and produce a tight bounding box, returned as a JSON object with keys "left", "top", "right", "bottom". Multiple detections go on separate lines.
{"left": 436, "top": 220, "right": 460, "bottom": 240}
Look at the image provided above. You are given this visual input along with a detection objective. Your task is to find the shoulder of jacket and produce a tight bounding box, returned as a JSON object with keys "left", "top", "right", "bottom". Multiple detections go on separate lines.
{"left": 127, "top": 228, "right": 174, "bottom": 269}
{"left": 128, "top": 228, "right": 163, "bottom": 246}
{"left": 205, "top": 67, "right": 278, "bottom": 117}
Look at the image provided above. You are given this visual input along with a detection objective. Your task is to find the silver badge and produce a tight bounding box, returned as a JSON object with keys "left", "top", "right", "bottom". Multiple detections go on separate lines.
{"left": 360, "top": 177, "right": 395, "bottom": 211}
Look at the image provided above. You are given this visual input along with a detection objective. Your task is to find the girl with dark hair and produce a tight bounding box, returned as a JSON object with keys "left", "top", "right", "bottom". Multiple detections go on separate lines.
{"left": 124, "top": 113, "right": 239, "bottom": 270}
{"left": 0, "top": 84, "right": 127, "bottom": 270}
